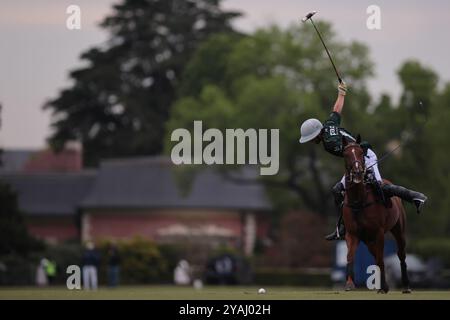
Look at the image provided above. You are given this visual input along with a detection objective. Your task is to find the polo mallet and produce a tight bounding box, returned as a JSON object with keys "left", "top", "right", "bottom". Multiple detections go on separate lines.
{"left": 302, "top": 11, "right": 343, "bottom": 84}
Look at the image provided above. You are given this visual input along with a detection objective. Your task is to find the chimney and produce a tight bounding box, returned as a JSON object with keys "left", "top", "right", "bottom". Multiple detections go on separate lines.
{"left": 24, "top": 140, "right": 83, "bottom": 173}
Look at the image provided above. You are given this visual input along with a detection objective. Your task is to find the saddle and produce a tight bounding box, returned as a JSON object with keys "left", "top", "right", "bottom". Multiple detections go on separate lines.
{"left": 365, "top": 172, "right": 392, "bottom": 209}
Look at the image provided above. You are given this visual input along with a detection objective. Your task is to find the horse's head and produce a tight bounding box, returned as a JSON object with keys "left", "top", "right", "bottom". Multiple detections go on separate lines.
{"left": 342, "top": 134, "right": 366, "bottom": 184}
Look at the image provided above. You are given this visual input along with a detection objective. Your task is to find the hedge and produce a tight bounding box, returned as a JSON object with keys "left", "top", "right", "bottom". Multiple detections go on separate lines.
{"left": 411, "top": 238, "right": 450, "bottom": 267}
{"left": 0, "top": 238, "right": 181, "bottom": 286}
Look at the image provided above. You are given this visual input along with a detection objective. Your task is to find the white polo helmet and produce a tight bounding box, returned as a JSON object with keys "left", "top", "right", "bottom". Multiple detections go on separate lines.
{"left": 299, "top": 118, "right": 323, "bottom": 143}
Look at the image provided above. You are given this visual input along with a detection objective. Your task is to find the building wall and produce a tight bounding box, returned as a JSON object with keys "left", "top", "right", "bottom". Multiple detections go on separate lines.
{"left": 81, "top": 208, "right": 270, "bottom": 256}
{"left": 82, "top": 208, "right": 244, "bottom": 242}
{"left": 22, "top": 208, "right": 270, "bottom": 255}
{"left": 26, "top": 215, "right": 78, "bottom": 243}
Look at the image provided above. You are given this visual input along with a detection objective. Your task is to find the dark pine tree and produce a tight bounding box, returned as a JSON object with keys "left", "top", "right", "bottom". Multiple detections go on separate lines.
{"left": 45, "top": 0, "right": 241, "bottom": 165}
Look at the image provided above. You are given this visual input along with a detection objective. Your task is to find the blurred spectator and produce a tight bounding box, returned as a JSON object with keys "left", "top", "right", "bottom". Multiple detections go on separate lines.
{"left": 174, "top": 260, "right": 191, "bottom": 285}
{"left": 107, "top": 244, "right": 121, "bottom": 287}
{"left": 205, "top": 254, "right": 236, "bottom": 285}
{"left": 204, "top": 253, "right": 252, "bottom": 285}
{"left": 35, "top": 258, "right": 48, "bottom": 287}
{"left": 215, "top": 255, "right": 234, "bottom": 285}
{"left": 44, "top": 259, "right": 57, "bottom": 285}
{"left": 82, "top": 241, "right": 100, "bottom": 290}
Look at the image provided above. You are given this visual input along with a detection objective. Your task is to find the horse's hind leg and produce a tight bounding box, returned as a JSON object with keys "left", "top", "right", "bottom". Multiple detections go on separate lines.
{"left": 391, "top": 222, "right": 411, "bottom": 293}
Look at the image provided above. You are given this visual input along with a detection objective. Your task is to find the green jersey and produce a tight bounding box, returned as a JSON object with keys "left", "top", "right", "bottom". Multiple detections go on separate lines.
{"left": 322, "top": 112, "right": 356, "bottom": 157}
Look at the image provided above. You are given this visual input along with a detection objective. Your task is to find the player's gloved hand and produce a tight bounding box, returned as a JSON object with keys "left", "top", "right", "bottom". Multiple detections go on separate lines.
{"left": 338, "top": 80, "right": 347, "bottom": 96}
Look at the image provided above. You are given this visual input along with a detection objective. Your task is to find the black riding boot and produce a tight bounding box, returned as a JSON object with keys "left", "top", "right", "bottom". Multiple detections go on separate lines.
{"left": 382, "top": 184, "right": 428, "bottom": 214}
{"left": 325, "top": 182, "right": 346, "bottom": 241}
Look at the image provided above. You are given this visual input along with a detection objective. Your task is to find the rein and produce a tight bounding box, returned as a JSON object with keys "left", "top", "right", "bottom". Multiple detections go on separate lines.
{"left": 344, "top": 143, "right": 374, "bottom": 212}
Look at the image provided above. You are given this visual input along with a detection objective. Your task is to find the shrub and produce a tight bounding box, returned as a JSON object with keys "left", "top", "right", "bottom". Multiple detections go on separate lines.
{"left": 0, "top": 254, "right": 36, "bottom": 285}
{"left": 411, "top": 238, "right": 450, "bottom": 267}
{"left": 0, "top": 238, "right": 192, "bottom": 286}
{"left": 97, "top": 237, "right": 169, "bottom": 284}
{"left": 42, "top": 243, "right": 83, "bottom": 284}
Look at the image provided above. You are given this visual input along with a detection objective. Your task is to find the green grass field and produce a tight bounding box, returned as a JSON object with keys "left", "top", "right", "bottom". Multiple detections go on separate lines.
{"left": 1, "top": 286, "right": 450, "bottom": 300}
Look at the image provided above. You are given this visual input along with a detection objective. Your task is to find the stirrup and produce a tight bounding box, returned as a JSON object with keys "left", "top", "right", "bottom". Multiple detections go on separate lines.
{"left": 325, "top": 226, "right": 343, "bottom": 241}
{"left": 413, "top": 197, "right": 427, "bottom": 214}
{"left": 325, "top": 232, "right": 339, "bottom": 241}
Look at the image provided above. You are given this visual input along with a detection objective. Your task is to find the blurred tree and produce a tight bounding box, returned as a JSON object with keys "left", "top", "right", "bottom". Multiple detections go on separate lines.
{"left": 166, "top": 24, "right": 449, "bottom": 237}
{"left": 0, "top": 103, "right": 3, "bottom": 168}
{"left": 420, "top": 83, "right": 450, "bottom": 236}
{"left": 369, "top": 94, "right": 398, "bottom": 150}
{"left": 0, "top": 181, "right": 42, "bottom": 255}
{"left": 379, "top": 61, "right": 450, "bottom": 237}
{"left": 166, "top": 23, "right": 374, "bottom": 217}
{"left": 398, "top": 60, "right": 437, "bottom": 115}
{"left": 45, "top": 0, "right": 241, "bottom": 165}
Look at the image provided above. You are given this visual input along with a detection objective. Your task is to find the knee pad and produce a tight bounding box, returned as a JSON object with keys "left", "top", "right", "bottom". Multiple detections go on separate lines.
{"left": 332, "top": 182, "right": 344, "bottom": 194}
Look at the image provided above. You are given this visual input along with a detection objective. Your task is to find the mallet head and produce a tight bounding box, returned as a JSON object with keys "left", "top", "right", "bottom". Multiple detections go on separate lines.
{"left": 302, "top": 11, "right": 317, "bottom": 22}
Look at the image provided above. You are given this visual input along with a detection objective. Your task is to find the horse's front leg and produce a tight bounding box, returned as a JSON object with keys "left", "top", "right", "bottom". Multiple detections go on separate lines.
{"left": 375, "top": 231, "right": 390, "bottom": 293}
{"left": 345, "top": 233, "right": 359, "bottom": 291}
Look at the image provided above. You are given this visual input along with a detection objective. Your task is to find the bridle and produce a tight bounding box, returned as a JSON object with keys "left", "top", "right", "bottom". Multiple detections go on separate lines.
{"left": 343, "top": 143, "right": 373, "bottom": 212}
{"left": 343, "top": 143, "right": 366, "bottom": 185}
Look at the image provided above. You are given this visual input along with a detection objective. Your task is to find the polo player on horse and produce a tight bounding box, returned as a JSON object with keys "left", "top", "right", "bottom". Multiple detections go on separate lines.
{"left": 299, "top": 81, "right": 427, "bottom": 241}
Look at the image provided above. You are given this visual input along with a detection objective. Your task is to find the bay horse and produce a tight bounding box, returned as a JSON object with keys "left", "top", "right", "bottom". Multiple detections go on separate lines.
{"left": 342, "top": 135, "right": 411, "bottom": 294}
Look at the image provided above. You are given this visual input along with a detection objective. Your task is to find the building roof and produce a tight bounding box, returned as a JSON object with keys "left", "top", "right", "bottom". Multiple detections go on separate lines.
{"left": 0, "top": 156, "right": 272, "bottom": 215}
{"left": 81, "top": 157, "right": 272, "bottom": 211}
{"left": 0, "top": 172, "right": 96, "bottom": 215}
{"left": 0, "top": 149, "right": 36, "bottom": 172}
{"left": 0, "top": 147, "right": 83, "bottom": 173}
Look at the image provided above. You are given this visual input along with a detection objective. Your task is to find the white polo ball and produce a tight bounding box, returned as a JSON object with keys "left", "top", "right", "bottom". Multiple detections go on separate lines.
{"left": 258, "top": 288, "right": 266, "bottom": 294}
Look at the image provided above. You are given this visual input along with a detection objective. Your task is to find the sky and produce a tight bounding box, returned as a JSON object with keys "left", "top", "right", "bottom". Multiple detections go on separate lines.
{"left": 1, "top": 0, "right": 450, "bottom": 149}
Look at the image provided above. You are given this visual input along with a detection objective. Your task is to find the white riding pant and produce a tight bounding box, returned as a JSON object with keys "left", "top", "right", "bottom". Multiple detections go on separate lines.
{"left": 340, "top": 148, "right": 381, "bottom": 188}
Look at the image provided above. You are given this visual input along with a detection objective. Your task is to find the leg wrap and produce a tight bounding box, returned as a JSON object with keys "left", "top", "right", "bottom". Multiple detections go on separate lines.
{"left": 332, "top": 181, "right": 345, "bottom": 207}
